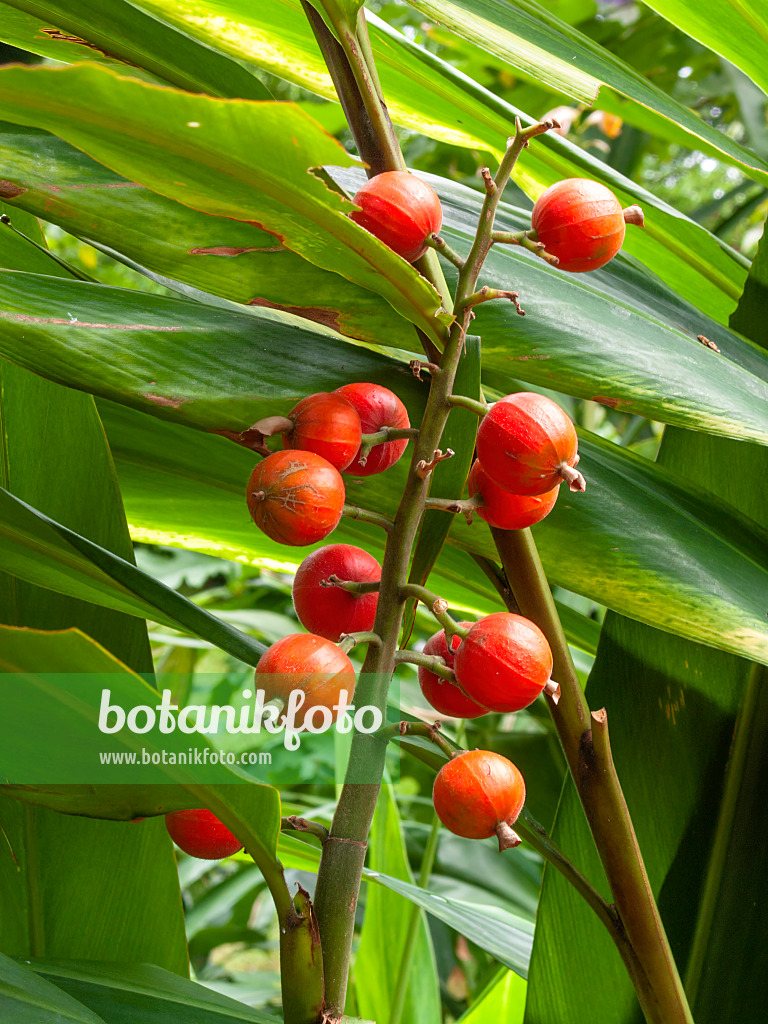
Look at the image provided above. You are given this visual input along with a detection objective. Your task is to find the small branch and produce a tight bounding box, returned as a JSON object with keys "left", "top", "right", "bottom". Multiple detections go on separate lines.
{"left": 342, "top": 503, "right": 394, "bottom": 533}
{"left": 492, "top": 228, "right": 560, "bottom": 266}
{"left": 393, "top": 649, "right": 456, "bottom": 682}
{"left": 281, "top": 815, "right": 330, "bottom": 844}
{"left": 398, "top": 584, "right": 469, "bottom": 640}
{"left": 320, "top": 574, "right": 381, "bottom": 595}
{"left": 377, "top": 719, "right": 460, "bottom": 761}
{"left": 415, "top": 448, "right": 454, "bottom": 478}
{"left": 424, "top": 493, "right": 484, "bottom": 524}
{"left": 358, "top": 426, "right": 419, "bottom": 465}
{"left": 464, "top": 285, "right": 525, "bottom": 317}
{"left": 425, "top": 232, "right": 466, "bottom": 269}
{"left": 469, "top": 554, "right": 519, "bottom": 612}
{"left": 480, "top": 167, "right": 496, "bottom": 195}
{"left": 446, "top": 394, "right": 489, "bottom": 416}
{"left": 338, "top": 630, "right": 383, "bottom": 653}
{"left": 410, "top": 359, "right": 441, "bottom": 380}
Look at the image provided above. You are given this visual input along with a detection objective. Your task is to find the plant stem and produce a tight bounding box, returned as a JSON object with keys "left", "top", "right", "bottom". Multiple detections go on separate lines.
{"left": 388, "top": 813, "right": 442, "bottom": 1024}
{"left": 446, "top": 394, "right": 489, "bottom": 416}
{"left": 320, "top": 574, "right": 381, "bottom": 595}
{"left": 342, "top": 503, "right": 394, "bottom": 533}
{"left": 490, "top": 527, "right": 693, "bottom": 1024}
{"left": 398, "top": 583, "right": 469, "bottom": 639}
{"left": 377, "top": 720, "right": 459, "bottom": 760}
{"left": 393, "top": 649, "right": 455, "bottom": 682}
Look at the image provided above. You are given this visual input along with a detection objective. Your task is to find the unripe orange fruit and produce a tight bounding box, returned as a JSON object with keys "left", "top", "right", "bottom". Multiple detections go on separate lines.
{"left": 281, "top": 392, "right": 362, "bottom": 472}
{"left": 468, "top": 460, "right": 558, "bottom": 530}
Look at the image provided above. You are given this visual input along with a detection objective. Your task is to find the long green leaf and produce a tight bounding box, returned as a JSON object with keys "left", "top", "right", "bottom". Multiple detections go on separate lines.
{"left": 0, "top": 487, "right": 267, "bottom": 665}
{"left": 0, "top": 0, "right": 271, "bottom": 99}
{"left": 29, "top": 960, "right": 282, "bottom": 1024}
{"left": 641, "top": 0, "right": 768, "bottom": 97}
{"left": 0, "top": 63, "right": 449, "bottom": 348}
{"left": 125, "top": 0, "right": 749, "bottom": 319}
{"left": 0, "top": 954, "right": 105, "bottom": 1024}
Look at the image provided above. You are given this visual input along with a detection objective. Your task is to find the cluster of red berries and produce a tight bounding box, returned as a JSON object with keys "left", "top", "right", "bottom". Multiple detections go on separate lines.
{"left": 169, "top": 170, "right": 635, "bottom": 862}
{"left": 246, "top": 382, "right": 409, "bottom": 546}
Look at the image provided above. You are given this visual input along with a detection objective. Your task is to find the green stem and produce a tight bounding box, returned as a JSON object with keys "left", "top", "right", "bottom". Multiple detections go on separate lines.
{"left": 377, "top": 719, "right": 460, "bottom": 760}
{"left": 490, "top": 528, "right": 693, "bottom": 1024}
{"left": 338, "top": 630, "right": 383, "bottom": 653}
{"left": 398, "top": 583, "right": 470, "bottom": 639}
{"left": 491, "top": 228, "right": 560, "bottom": 266}
{"left": 388, "top": 814, "right": 442, "bottom": 1024}
{"left": 425, "top": 232, "right": 466, "bottom": 269}
{"left": 446, "top": 394, "right": 489, "bottom": 416}
{"left": 341, "top": 503, "right": 394, "bottom": 533}
{"left": 321, "top": 575, "right": 381, "bottom": 595}
{"left": 392, "top": 649, "right": 455, "bottom": 683}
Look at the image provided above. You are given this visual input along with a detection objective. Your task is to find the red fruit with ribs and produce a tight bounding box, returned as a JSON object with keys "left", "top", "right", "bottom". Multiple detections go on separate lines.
{"left": 453, "top": 613, "right": 553, "bottom": 713}
{"left": 281, "top": 392, "right": 362, "bottom": 471}
{"left": 433, "top": 749, "right": 526, "bottom": 850}
{"left": 476, "top": 392, "right": 585, "bottom": 496}
{"left": 531, "top": 178, "right": 643, "bottom": 273}
{"left": 468, "top": 459, "right": 558, "bottom": 530}
{"left": 335, "top": 382, "right": 410, "bottom": 477}
{"left": 418, "top": 624, "right": 487, "bottom": 719}
{"left": 350, "top": 170, "right": 443, "bottom": 262}
{"left": 292, "top": 543, "right": 381, "bottom": 642}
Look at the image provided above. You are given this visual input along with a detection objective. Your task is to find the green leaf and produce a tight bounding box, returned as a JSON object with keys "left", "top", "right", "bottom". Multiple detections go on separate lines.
{"left": 457, "top": 968, "right": 526, "bottom": 1024}
{"left": 0, "top": 487, "right": 267, "bottom": 666}
{"left": 28, "top": 961, "right": 283, "bottom": 1024}
{"left": 0, "top": 123, "right": 407, "bottom": 348}
{"left": 354, "top": 784, "right": 441, "bottom": 1024}
{"left": 0, "top": 267, "right": 425, "bottom": 434}
{"left": 127, "top": 0, "right": 748, "bottom": 319}
{"left": 0, "top": 63, "right": 449, "bottom": 348}
{"left": 642, "top": 0, "right": 768, "bottom": 97}
{"left": 0, "top": 954, "right": 105, "bottom": 1024}
{"left": 0, "top": 0, "right": 271, "bottom": 98}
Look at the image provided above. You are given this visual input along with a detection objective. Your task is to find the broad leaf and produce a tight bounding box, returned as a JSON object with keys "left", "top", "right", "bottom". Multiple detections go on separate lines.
{"left": 28, "top": 961, "right": 282, "bottom": 1024}
{"left": 0, "top": 63, "right": 450, "bottom": 348}
{"left": 0, "top": 0, "right": 272, "bottom": 99}
{"left": 458, "top": 968, "right": 526, "bottom": 1024}
{"left": 354, "top": 784, "right": 441, "bottom": 1024}
{"left": 0, "top": 954, "right": 105, "bottom": 1024}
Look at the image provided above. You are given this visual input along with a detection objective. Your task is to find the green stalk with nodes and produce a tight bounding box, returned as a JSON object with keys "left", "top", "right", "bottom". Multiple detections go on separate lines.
{"left": 290, "top": 6, "right": 693, "bottom": 1024}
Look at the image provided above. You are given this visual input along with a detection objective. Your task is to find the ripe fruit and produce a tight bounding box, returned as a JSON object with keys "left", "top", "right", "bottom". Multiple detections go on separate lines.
{"left": 433, "top": 750, "right": 526, "bottom": 850}
{"left": 476, "top": 392, "right": 585, "bottom": 495}
{"left": 419, "top": 624, "right": 487, "bottom": 719}
{"left": 468, "top": 460, "right": 558, "bottom": 530}
{"left": 165, "top": 808, "right": 243, "bottom": 860}
{"left": 350, "top": 171, "right": 442, "bottom": 262}
{"left": 247, "top": 450, "right": 345, "bottom": 546}
{"left": 335, "top": 383, "right": 410, "bottom": 476}
{"left": 531, "top": 178, "right": 642, "bottom": 273}
{"left": 281, "top": 392, "right": 362, "bottom": 472}
{"left": 254, "top": 633, "right": 356, "bottom": 728}
{"left": 453, "top": 613, "right": 553, "bottom": 713}
{"left": 292, "top": 544, "right": 381, "bottom": 642}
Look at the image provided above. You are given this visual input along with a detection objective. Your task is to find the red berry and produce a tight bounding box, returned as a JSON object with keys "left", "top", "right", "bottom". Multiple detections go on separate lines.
{"left": 433, "top": 750, "right": 525, "bottom": 846}
{"left": 453, "top": 613, "right": 552, "bottom": 713}
{"left": 247, "top": 450, "right": 345, "bottom": 546}
{"left": 255, "top": 633, "right": 356, "bottom": 729}
{"left": 476, "top": 392, "right": 584, "bottom": 496}
{"left": 418, "top": 625, "right": 487, "bottom": 718}
{"left": 281, "top": 392, "right": 362, "bottom": 472}
{"left": 335, "top": 383, "right": 410, "bottom": 476}
{"left": 165, "top": 808, "right": 243, "bottom": 860}
{"left": 350, "top": 171, "right": 442, "bottom": 262}
{"left": 468, "top": 460, "right": 558, "bottom": 530}
{"left": 532, "top": 178, "right": 629, "bottom": 273}
{"left": 293, "top": 544, "right": 381, "bottom": 642}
